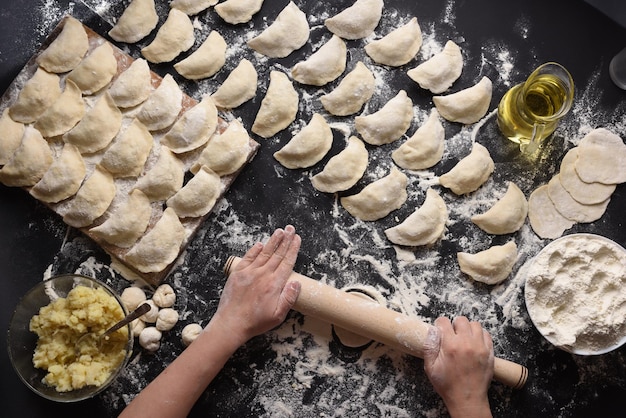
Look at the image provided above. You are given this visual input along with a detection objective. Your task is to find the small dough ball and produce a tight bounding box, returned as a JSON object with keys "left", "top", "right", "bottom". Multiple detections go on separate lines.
{"left": 156, "top": 308, "right": 179, "bottom": 331}
{"left": 152, "top": 284, "right": 176, "bottom": 308}
{"left": 131, "top": 318, "right": 146, "bottom": 337}
{"left": 141, "top": 300, "right": 159, "bottom": 323}
{"left": 181, "top": 323, "right": 203, "bottom": 346}
{"left": 120, "top": 286, "right": 147, "bottom": 311}
{"left": 139, "top": 326, "right": 162, "bottom": 351}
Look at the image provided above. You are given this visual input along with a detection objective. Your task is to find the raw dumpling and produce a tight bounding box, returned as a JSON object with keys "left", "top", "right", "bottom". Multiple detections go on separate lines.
{"left": 0, "top": 109, "right": 25, "bottom": 165}
{"left": 108, "top": 0, "right": 158, "bottom": 43}
{"left": 340, "top": 166, "right": 408, "bottom": 221}
{"left": 215, "top": 0, "right": 264, "bottom": 24}
{"left": 137, "top": 74, "right": 183, "bottom": 131}
{"left": 320, "top": 61, "right": 375, "bottom": 116}
{"left": 30, "top": 144, "right": 86, "bottom": 203}
{"left": 384, "top": 188, "right": 447, "bottom": 246}
{"left": 439, "top": 142, "right": 494, "bottom": 195}
{"left": 66, "top": 42, "right": 118, "bottom": 95}
{"left": 311, "top": 136, "right": 368, "bottom": 193}
{"left": 247, "top": 2, "right": 309, "bottom": 58}
{"left": 457, "top": 241, "right": 518, "bottom": 285}
{"left": 211, "top": 59, "right": 258, "bottom": 109}
{"left": 190, "top": 119, "right": 250, "bottom": 176}
{"left": 291, "top": 35, "right": 346, "bottom": 86}
{"left": 34, "top": 80, "right": 85, "bottom": 138}
{"left": 325, "top": 0, "right": 383, "bottom": 40}
{"left": 134, "top": 146, "right": 185, "bottom": 201}
{"left": 171, "top": 0, "right": 218, "bottom": 15}
{"left": 547, "top": 175, "right": 610, "bottom": 223}
{"left": 528, "top": 184, "right": 575, "bottom": 239}
{"left": 392, "top": 108, "right": 444, "bottom": 170}
{"left": 558, "top": 147, "right": 615, "bottom": 205}
{"left": 90, "top": 189, "right": 152, "bottom": 248}
{"left": 100, "top": 119, "right": 154, "bottom": 178}
{"left": 63, "top": 92, "right": 123, "bottom": 154}
{"left": 62, "top": 166, "right": 116, "bottom": 228}
{"left": 574, "top": 128, "right": 626, "bottom": 185}
{"left": 471, "top": 182, "right": 528, "bottom": 234}
{"left": 141, "top": 8, "right": 195, "bottom": 63}
{"left": 124, "top": 207, "right": 185, "bottom": 274}
{"left": 36, "top": 17, "right": 88, "bottom": 73}
{"left": 109, "top": 58, "right": 152, "bottom": 108}
{"left": 365, "top": 17, "right": 422, "bottom": 67}
{"left": 166, "top": 166, "right": 222, "bottom": 218}
{"left": 174, "top": 31, "right": 227, "bottom": 80}
{"left": 274, "top": 113, "right": 333, "bottom": 169}
{"left": 355, "top": 90, "right": 413, "bottom": 145}
{"left": 407, "top": 40, "right": 463, "bottom": 94}
{"left": 433, "top": 76, "right": 493, "bottom": 124}
{"left": 9, "top": 67, "right": 61, "bottom": 123}
{"left": 251, "top": 71, "right": 299, "bottom": 138}
{"left": 160, "top": 95, "right": 218, "bottom": 154}
{"left": 0, "top": 126, "right": 53, "bottom": 187}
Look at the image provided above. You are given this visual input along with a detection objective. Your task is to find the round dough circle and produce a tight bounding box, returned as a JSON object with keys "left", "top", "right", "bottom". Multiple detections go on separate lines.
{"left": 332, "top": 286, "right": 385, "bottom": 348}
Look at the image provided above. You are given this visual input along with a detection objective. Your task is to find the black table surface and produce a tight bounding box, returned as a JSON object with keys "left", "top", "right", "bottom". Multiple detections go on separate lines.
{"left": 1, "top": 1, "right": 625, "bottom": 417}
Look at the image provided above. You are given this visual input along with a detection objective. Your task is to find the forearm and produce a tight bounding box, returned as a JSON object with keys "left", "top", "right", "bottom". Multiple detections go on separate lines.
{"left": 445, "top": 396, "right": 492, "bottom": 418}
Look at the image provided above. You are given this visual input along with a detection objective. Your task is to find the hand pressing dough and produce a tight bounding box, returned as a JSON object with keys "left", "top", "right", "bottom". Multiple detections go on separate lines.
{"left": 141, "top": 8, "right": 195, "bottom": 63}
{"left": 252, "top": 70, "right": 299, "bottom": 138}
{"left": 392, "top": 108, "right": 444, "bottom": 170}
{"left": 211, "top": 59, "right": 258, "bottom": 109}
{"left": 30, "top": 143, "right": 86, "bottom": 203}
{"left": 407, "top": 40, "right": 463, "bottom": 94}
{"left": 181, "top": 323, "right": 203, "bottom": 346}
{"left": 0, "top": 109, "right": 25, "bottom": 165}
{"left": 471, "top": 182, "right": 528, "bottom": 235}
{"left": 108, "top": 0, "right": 158, "bottom": 43}
{"left": 134, "top": 146, "right": 185, "bottom": 201}
{"left": 247, "top": 1, "right": 309, "bottom": 58}
{"left": 191, "top": 119, "right": 250, "bottom": 176}
{"left": 0, "top": 126, "right": 53, "bottom": 187}
{"left": 171, "top": 0, "right": 218, "bottom": 15}
{"left": 120, "top": 286, "right": 147, "bottom": 311}
{"left": 62, "top": 166, "right": 116, "bottom": 228}
{"left": 325, "top": 0, "right": 383, "bottom": 40}
{"left": 137, "top": 74, "right": 183, "bottom": 131}
{"left": 365, "top": 17, "right": 422, "bottom": 67}
{"left": 439, "top": 142, "right": 494, "bottom": 195}
{"left": 558, "top": 147, "right": 615, "bottom": 205}
{"left": 36, "top": 16, "right": 88, "bottom": 73}
{"left": 311, "top": 136, "right": 368, "bottom": 193}
{"left": 291, "top": 35, "right": 347, "bottom": 86}
{"left": 156, "top": 308, "right": 179, "bottom": 331}
{"left": 139, "top": 326, "right": 161, "bottom": 351}
{"left": 66, "top": 42, "right": 118, "bottom": 95}
{"left": 340, "top": 166, "right": 408, "bottom": 221}
{"left": 34, "top": 80, "right": 85, "bottom": 138}
{"left": 355, "top": 90, "right": 413, "bottom": 145}
{"left": 320, "top": 61, "right": 375, "bottom": 116}
{"left": 574, "top": 128, "right": 626, "bottom": 185}
{"left": 457, "top": 241, "right": 517, "bottom": 285}
{"left": 547, "top": 175, "right": 610, "bottom": 223}
{"left": 9, "top": 67, "right": 61, "bottom": 124}
{"left": 433, "top": 76, "right": 492, "bottom": 124}
{"left": 274, "top": 113, "right": 333, "bottom": 169}
{"left": 166, "top": 165, "right": 222, "bottom": 218}
{"left": 384, "top": 188, "right": 447, "bottom": 247}
{"left": 174, "top": 31, "right": 227, "bottom": 80}
{"left": 528, "top": 184, "right": 575, "bottom": 239}
{"left": 161, "top": 95, "right": 218, "bottom": 154}
{"left": 108, "top": 58, "right": 152, "bottom": 109}
{"left": 152, "top": 284, "right": 176, "bottom": 308}
{"left": 100, "top": 119, "right": 154, "bottom": 178}
{"left": 215, "top": 0, "right": 264, "bottom": 24}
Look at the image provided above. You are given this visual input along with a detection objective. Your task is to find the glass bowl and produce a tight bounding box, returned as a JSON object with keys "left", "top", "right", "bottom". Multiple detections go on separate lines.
{"left": 7, "top": 274, "right": 133, "bottom": 402}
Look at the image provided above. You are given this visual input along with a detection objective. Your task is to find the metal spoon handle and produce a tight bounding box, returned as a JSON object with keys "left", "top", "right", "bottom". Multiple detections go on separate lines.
{"left": 101, "top": 302, "right": 151, "bottom": 339}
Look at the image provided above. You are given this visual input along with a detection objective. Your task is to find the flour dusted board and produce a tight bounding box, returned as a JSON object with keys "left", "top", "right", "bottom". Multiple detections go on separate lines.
{"left": 0, "top": 16, "right": 259, "bottom": 286}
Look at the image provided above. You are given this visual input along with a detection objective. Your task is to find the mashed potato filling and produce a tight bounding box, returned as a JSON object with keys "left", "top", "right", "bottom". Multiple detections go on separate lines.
{"left": 29, "top": 285, "right": 129, "bottom": 392}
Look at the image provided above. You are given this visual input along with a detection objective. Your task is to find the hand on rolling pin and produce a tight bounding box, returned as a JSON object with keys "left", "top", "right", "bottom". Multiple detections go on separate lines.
{"left": 423, "top": 316, "right": 494, "bottom": 418}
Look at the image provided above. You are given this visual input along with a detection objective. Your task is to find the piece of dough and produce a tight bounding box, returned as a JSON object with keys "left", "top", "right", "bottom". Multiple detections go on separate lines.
{"left": 9, "top": 67, "right": 61, "bottom": 124}
{"left": 160, "top": 95, "right": 218, "bottom": 154}
{"left": 211, "top": 59, "right": 258, "bottom": 109}
{"left": 166, "top": 165, "right": 222, "bottom": 218}
{"left": 134, "top": 146, "right": 185, "bottom": 201}
{"left": 62, "top": 166, "right": 116, "bottom": 228}
{"left": 66, "top": 42, "right": 118, "bottom": 95}
{"left": 311, "top": 136, "right": 368, "bottom": 193}
{"left": 190, "top": 119, "right": 250, "bottom": 176}
{"left": 108, "top": 0, "right": 158, "bottom": 43}
{"left": 274, "top": 113, "right": 333, "bottom": 169}
{"left": 340, "top": 166, "right": 408, "bottom": 221}
{"left": 89, "top": 189, "right": 152, "bottom": 248}
{"left": 325, "top": 0, "right": 383, "bottom": 40}
{"left": 100, "top": 119, "right": 154, "bottom": 178}
{"left": 547, "top": 175, "right": 610, "bottom": 223}
{"left": 433, "top": 76, "right": 492, "bottom": 124}
{"left": 365, "top": 17, "right": 422, "bottom": 67}
{"left": 320, "top": 61, "right": 375, "bottom": 116}
{"left": 355, "top": 90, "right": 413, "bottom": 146}
{"left": 528, "top": 184, "right": 575, "bottom": 239}
{"left": 407, "top": 40, "right": 463, "bottom": 94}
{"left": 0, "top": 126, "right": 53, "bottom": 187}
{"left": 137, "top": 74, "right": 183, "bottom": 131}
{"left": 392, "top": 108, "right": 444, "bottom": 170}
{"left": 30, "top": 144, "right": 86, "bottom": 203}
{"left": 558, "top": 147, "right": 615, "bottom": 205}
{"left": 174, "top": 30, "right": 227, "bottom": 80}
{"left": 152, "top": 284, "right": 176, "bottom": 308}
{"left": 34, "top": 80, "right": 85, "bottom": 138}
{"left": 384, "top": 188, "right": 447, "bottom": 246}
{"left": 181, "top": 323, "right": 203, "bottom": 346}
{"left": 170, "top": 0, "right": 218, "bottom": 15}
{"left": 291, "top": 35, "right": 346, "bottom": 86}
{"left": 108, "top": 58, "right": 152, "bottom": 108}
{"left": 215, "top": 0, "right": 264, "bottom": 24}
{"left": 138, "top": 326, "right": 161, "bottom": 351}
{"left": 0, "top": 109, "right": 25, "bottom": 165}
{"left": 120, "top": 286, "right": 147, "bottom": 311}
{"left": 156, "top": 308, "right": 179, "bottom": 331}
{"left": 457, "top": 241, "right": 518, "bottom": 285}
{"left": 574, "top": 128, "right": 626, "bottom": 185}
{"left": 124, "top": 207, "right": 186, "bottom": 274}
{"left": 247, "top": 1, "right": 309, "bottom": 58}
{"left": 471, "top": 182, "right": 528, "bottom": 235}
{"left": 36, "top": 16, "right": 88, "bottom": 73}
{"left": 141, "top": 8, "right": 195, "bottom": 63}
{"left": 251, "top": 70, "right": 298, "bottom": 138}
{"left": 439, "top": 142, "right": 494, "bottom": 195}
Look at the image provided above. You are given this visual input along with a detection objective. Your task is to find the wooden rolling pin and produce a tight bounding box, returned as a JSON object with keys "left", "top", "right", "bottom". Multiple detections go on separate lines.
{"left": 224, "top": 256, "right": 528, "bottom": 389}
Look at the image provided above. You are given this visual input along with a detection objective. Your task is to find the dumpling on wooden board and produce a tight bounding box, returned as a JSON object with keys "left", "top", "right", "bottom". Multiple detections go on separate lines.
{"left": 191, "top": 119, "right": 250, "bottom": 176}
{"left": 0, "top": 126, "right": 53, "bottom": 187}
{"left": 166, "top": 166, "right": 222, "bottom": 218}
{"left": 247, "top": 1, "right": 309, "bottom": 58}
{"left": 407, "top": 40, "right": 463, "bottom": 94}
{"left": 311, "top": 136, "right": 368, "bottom": 193}
{"left": 9, "top": 67, "right": 61, "bottom": 124}
{"left": 215, "top": 0, "right": 265, "bottom": 24}
{"left": 34, "top": 80, "right": 85, "bottom": 138}
{"left": 274, "top": 113, "right": 333, "bottom": 169}
{"left": 61, "top": 166, "right": 116, "bottom": 228}
{"left": 211, "top": 59, "right": 258, "bottom": 109}
{"left": 325, "top": 0, "right": 383, "bottom": 40}
{"left": 29, "top": 143, "right": 86, "bottom": 203}
{"left": 433, "top": 76, "right": 492, "bottom": 124}
{"left": 36, "top": 16, "right": 89, "bottom": 73}
{"left": 457, "top": 241, "right": 518, "bottom": 285}
{"left": 160, "top": 95, "right": 218, "bottom": 154}
{"left": 108, "top": 58, "right": 152, "bottom": 109}
{"left": 0, "top": 109, "right": 25, "bottom": 166}
{"left": 320, "top": 61, "right": 375, "bottom": 117}
{"left": 108, "top": 0, "right": 159, "bottom": 44}
{"left": 174, "top": 31, "right": 227, "bottom": 80}
{"left": 137, "top": 74, "right": 183, "bottom": 132}
{"left": 291, "top": 35, "right": 347, "bottom": 86}
{"left": 392, "top": 108, "right": 444, "bottom": 170}
{"left": 355, "top": 90, "right": 413, "bottom": 145}
{"left": 471, "top": 182, "right": 528, "bottom": 235}
{"left": 252, "top": 70, "right": 299, "bottom": 138}
{"left": 141, "top": 8, "right": 195, "bottom": 63}
{"left": 365, "top": 17, "right": 422, "bottom": 67}
{"left": 170, "top": 0, "right": 218, "bottom": 15}
{"left": 66, "top": 42, "right": 118, "bottom": 95}
{"left": 134, "top": 146, "right": 185, "bottom": 201}
{"left": 100, "top": 119, "right": 154, "bottom": 178}
{"left": 439, "top": 142, "right": 494, "bottom": 195}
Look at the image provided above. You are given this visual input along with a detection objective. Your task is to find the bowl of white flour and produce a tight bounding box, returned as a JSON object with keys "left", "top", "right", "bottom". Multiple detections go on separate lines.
{"left": 524, "top": 233, "right": 626, "bottom": 355}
